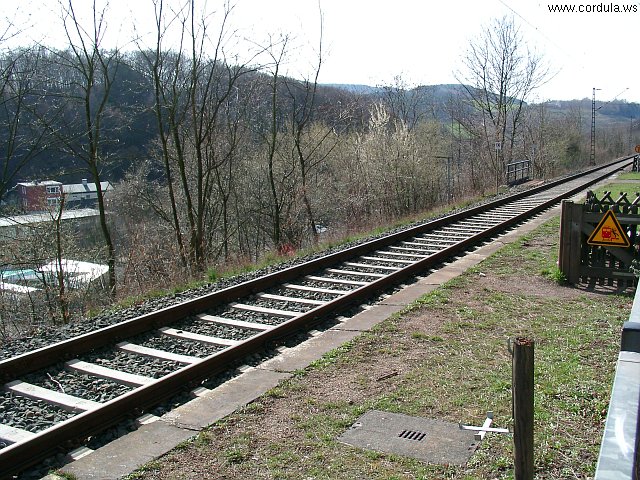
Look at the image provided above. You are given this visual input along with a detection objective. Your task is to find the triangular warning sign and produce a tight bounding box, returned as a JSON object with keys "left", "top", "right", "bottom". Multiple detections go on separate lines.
{"left": 587, "top": 210, "right": 631, "bottom": 247}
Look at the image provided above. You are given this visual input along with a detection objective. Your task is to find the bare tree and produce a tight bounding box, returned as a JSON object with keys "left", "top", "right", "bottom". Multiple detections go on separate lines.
{"left": 381, "top": 76, "right": 430, "bottom": 132}
{"left": 261, "top": 35, "right": 292, "bottom": 250}
{"left": 136, "top": 0, "right": 259, "bottom": 272}
{"left": 0, "top": 47, "right": 50, "bottom": 206}
{"left": 456, "top": 16, "right": 548, "bottom": 191}
{"left": 283, "top": 9, "right": 340, "bottom": 245}
{"left": 37, "top": 0, "right": 121, "bottom": 295}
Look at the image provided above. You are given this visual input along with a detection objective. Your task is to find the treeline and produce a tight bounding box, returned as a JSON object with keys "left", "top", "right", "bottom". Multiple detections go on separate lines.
{"left": 0, "top": 5, "right": 635, "bottom": 332}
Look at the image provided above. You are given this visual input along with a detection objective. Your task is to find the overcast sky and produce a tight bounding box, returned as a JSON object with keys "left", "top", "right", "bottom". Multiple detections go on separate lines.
{"left": 7, "top": 0, "right": 640, "bottom": 103}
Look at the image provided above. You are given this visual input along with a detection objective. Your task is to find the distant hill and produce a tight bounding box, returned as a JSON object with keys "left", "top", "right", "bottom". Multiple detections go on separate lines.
{"left": 325, "top": 82, "right": 640, "bottom": 127}
{"left": 544, "top": 98, "right": 640, "bottom": 127}
{"left": 323, "top": 84, "right": 384, "bottom": 95}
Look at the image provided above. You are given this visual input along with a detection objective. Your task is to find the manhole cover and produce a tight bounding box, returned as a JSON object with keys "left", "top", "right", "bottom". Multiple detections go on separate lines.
{"left": 338, "top": 410, "right": 478, "bottom": 465}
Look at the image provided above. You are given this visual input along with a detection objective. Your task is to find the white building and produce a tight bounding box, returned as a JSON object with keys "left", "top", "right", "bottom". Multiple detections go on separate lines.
{"left": 63, "top": 179, "right": 113, "bottom": 208}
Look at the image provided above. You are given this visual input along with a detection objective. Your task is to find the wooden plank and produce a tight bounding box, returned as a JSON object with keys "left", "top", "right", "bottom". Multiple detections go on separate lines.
{"left": 456, "top": 221, "right": 499, "bottom": 228}
{"left": 5, "top": 380, "right": 101, "bottom": 413}
{"left": 416, "top": 232, "right": 461, "bottom": 239}
{"left": 117, "top": 342, "right": 202, "bottom": 365}
{"left": 558, "top": 200, "right": 572, "bottom": 281}
{"left": 568, "top": 201, "right": 583, "bottom": 284}
{"left": 579, "top": 266, "right": 636, "bottom": 279}
{"left": 422, "top": 230, "right": 467, "bottom": 238}
{"left": 160, "top": 327, "right": 241, "bottom": 346}
{"left": 65, "top": 360, "right": 154, "bottom": 387}
{"left": 305, "top": 275, "right": 368, "bottom": 286}
{"left": 230, "top": 303, "right": 301, "bottom": 318}
{"left": 583, "top": 212, "right": 640, "bottom": 224}
{"left": 257, "top": 293, "right": 326, "bottom": 305}
{"left": 0, "top": 424, "right": 36, "bottom": 445}
{"left": 476, "top": 212, "right": 512, "bottom": 219}
{"left": 282, "top": 283, "right": 350, "bottom": 295}
{"left": 400, "top": 241, "right": 441, "bottom": 249}
{"left": 197, "top": 313, "right": 273, "bottom": 331}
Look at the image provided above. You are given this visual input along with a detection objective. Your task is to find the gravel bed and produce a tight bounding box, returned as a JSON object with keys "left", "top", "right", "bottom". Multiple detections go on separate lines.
{"left": 174, "top": 317, "right": 258, "bottom": 341}
{"left": 247, "top": 297, "right": 315, "bottom": 314}
{"left": 0, "top": 180, "right": 546, "bottom": 362}
{"left": 0, "top": 391, "right": 76, "bottom": 438}
{"left": 271, "top": 285, "right": 340, "bottom": 302}
{"left": 0, "top": 182, "right": 540, "bottom": 359}
{"left": 208, "top": 307, "right": 287, "bottom": 326}
{"left": 347, "top": 259, "right": 401, "bottom": 270}
{"left": 300, "top": 279, "right": 360, "bottom": 290}
{"left": 135, "top": 331, "right": 223, "bottom": 358}
{"left": 325, "top": 267, "right": 387, "bottom": 277}
{"left": 81, "top": 349, "right": 181, "bottom": 379}
{"left": 373, "top": 252, "right": 423, "bottom": 261}
{"left": 414, "top": 233, "right": 462, "bottom": 241}
{"left": 22, "top": 367, "right": 131, "bottom": 403}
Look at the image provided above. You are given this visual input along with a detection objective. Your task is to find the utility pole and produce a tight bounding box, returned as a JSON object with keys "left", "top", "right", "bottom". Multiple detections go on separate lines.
{"left": 434, "top": 155, "right": 453, "bottom": 201}
{"left": 495, "top": 141, "right": 502, "bottom": 193}
{"left": 591, "top": 87, "right": 627, "bottom": 165}
{"left": 590, "top": 87, "right": 600, "bottom": 166}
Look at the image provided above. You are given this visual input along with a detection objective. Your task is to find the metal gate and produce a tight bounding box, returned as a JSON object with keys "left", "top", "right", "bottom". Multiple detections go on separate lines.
{"left": 559, "top": 191, "right": 640, "bottom": 287}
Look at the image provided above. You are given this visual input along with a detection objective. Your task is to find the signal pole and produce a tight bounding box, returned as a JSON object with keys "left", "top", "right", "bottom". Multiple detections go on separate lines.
{"left": 590, "top": 87, "right": 600, "bottom": 166}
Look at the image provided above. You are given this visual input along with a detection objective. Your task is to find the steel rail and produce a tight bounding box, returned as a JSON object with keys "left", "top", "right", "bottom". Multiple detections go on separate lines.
{"left": 0, "top": 156, "right": 632, "bottom": 478}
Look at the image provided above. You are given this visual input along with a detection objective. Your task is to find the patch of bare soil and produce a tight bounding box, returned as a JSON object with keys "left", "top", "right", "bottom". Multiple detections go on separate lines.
{"left": 477, "top": 274, "right": 592, "bottom": 299}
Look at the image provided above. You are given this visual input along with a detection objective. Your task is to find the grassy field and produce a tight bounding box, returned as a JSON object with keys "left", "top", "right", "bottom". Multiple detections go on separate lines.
{"left": 587, "top": 170, "right": 640, "bottom": 200}
{"left": 126, "top": 217, "right": 634, "bottom": 480}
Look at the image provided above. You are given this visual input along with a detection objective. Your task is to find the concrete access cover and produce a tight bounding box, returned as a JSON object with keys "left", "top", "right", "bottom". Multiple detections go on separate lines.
{"left": 338, "top": 410, "right": 478, "bottom": 465}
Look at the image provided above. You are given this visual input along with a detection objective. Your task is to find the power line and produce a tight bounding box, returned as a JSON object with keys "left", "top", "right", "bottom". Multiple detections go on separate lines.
{"left": 496, "top": 0, "right": 587, "bottom": 71}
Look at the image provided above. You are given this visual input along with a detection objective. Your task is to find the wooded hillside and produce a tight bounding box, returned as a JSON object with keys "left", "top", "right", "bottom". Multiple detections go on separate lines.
{"left": 0, "top": 4, "right": 636, "bottom": 332}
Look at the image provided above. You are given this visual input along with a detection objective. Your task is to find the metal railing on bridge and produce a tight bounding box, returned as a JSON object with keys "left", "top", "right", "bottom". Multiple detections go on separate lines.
{"left": 595, "top": 285, "right": 640, "bottom": 478}
{"left": 506, "top": 160, "right": 531, "bottom": 186}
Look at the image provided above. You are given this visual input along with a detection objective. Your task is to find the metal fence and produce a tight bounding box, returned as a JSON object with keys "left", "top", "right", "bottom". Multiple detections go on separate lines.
{"left": 506, "top": 160, "right": 531, "bottom": 185}
{"left": 595, "top": 285, "right": 640, "bottom": 478}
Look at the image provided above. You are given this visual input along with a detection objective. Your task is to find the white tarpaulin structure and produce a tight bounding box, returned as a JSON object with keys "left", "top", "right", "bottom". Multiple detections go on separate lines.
{"left": 38, "top": 260, "right": 109, "bottom": 289}
{"left": 0, "top": 259, "right": 108, "bottom": 295}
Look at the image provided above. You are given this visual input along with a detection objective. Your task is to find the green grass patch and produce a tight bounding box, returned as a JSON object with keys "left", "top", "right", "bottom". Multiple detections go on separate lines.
{"left": 616, "top": 171, "right": 640, "bottom": 180}
{"left": 586, "top": 182, "right": 640, "bottom": 200}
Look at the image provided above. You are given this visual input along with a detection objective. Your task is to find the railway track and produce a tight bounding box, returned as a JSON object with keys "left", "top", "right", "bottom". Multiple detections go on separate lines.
{"left": 0, "top": 156, "right": 633, "bottom": 478}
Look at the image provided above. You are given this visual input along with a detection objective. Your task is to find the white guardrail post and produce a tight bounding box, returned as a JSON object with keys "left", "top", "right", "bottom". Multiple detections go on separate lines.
{"left": 595, "top": 286, "right": 640, "bottom": 479}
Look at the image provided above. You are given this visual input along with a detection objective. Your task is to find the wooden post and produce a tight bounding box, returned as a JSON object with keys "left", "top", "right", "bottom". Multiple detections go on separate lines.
{"left": 513, "top": 337, "right": 534, "bottom": 480}
{"left": 559, "top": 200, "right": 583, "bottom": 284}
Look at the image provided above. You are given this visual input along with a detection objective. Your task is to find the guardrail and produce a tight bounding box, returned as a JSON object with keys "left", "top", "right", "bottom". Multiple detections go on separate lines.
{"left": 506, "top": 160, "right": 531, "bottom": 185}
{"left": 595, "top": 286, "right": 640, "bottom": 478}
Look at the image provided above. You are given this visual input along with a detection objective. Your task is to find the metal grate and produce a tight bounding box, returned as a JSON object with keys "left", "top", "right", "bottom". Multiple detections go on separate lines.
{"left": 398, "top": 430, "right": 426, "bottom": 441}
